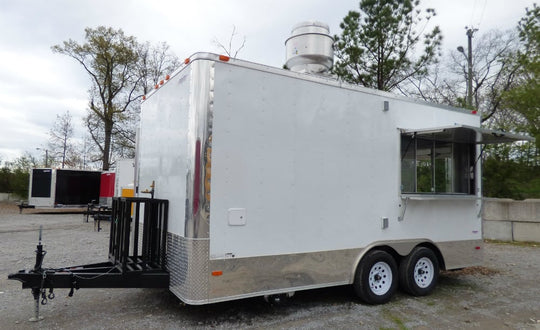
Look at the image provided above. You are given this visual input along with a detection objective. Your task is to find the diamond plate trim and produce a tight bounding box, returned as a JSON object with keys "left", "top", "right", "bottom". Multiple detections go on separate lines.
{"left": 167, "top": 233, "right": 209, "bottom": 303}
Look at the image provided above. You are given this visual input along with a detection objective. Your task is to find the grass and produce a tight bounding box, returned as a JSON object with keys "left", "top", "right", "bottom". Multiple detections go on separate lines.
{"left": 380, "top": 309, "right": 408, "bottom": 330}
{"left": 484, "top": 239, "right": 539, "bottom": 248}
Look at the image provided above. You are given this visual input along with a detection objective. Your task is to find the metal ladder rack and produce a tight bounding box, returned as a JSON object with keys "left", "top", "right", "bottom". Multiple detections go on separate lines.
{"left": 109, "top": 197, "right": 169, "bottom": 274}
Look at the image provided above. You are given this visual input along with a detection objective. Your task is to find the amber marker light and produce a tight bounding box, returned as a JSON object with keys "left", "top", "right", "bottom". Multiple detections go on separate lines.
{"left": 219, "top": 55, "right": 230, "bottom": 62}
{"left": 142, "top": 95, "right": 146, "bottom": 100}
{"left": 165, "top": 74, "right": 170, "bottom": 80}
{"left": 184, "top": 58, "right": 190, "bottom": 64}
{"left": 160, "top": 80, "right": 164, "bottom": 85}
{"left": 211, "top": 271, "right": 223, "bottom": 276}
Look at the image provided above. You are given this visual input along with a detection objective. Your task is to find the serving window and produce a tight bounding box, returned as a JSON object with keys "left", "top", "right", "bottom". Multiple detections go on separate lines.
{"left": 401, "top": 135, "right": 473, "bottom": 194}
{"left": 400, "top": 125, "right": 532, "bottom": 195}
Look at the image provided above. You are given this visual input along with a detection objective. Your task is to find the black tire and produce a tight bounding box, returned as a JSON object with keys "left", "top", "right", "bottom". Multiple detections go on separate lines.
{"left": 399, "top": 247, "right": 439, "bottom": 296}
{"left": 353, "top": 250, "right": 398, "bottom": 304}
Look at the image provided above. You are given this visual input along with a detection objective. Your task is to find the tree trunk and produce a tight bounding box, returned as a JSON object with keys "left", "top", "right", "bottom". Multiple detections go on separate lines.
{"left": 102, "top": 119, "right": 113, "bottom": 171}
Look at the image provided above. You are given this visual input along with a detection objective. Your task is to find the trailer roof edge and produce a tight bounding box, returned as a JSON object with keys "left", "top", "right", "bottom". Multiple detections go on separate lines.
{"left": 146, "top": 52, "right": 479, "bottom": 117}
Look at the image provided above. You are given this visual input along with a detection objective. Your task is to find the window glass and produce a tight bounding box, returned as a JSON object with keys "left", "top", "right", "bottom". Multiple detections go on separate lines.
{"left": 400, "top": 136, "right": 415, "bottom": 192}
{"left": 416, "top": 139, "right": 433, "bottom": 193}
{"left": 434, "top": 142, "right": 452, "bottom": 192}
{"left": 401, "top": 135, "right": 473, "bottom": 194}
{"left": 453, "top": 143, "right": 472, "bottom": 194}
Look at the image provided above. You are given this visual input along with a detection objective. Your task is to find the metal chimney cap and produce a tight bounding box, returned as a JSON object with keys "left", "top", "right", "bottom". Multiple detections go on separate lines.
{"left": 285, "top": 21, "right": 334, "bottom": 75}
{"left": 290, "top": 21, "right": 330, "bottom": 34}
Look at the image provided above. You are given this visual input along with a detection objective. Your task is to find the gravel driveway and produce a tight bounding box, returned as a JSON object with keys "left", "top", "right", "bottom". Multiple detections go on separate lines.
{"left": 1, "top": 202, "right": 539, "bottom": 329}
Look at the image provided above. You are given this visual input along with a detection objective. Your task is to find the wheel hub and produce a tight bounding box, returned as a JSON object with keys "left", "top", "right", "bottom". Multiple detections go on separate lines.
{"left": 414, "top": 257, "right": 434, "bottom": 288}
{"left": 369, "top": 262, "right": 393, "bottom": 295}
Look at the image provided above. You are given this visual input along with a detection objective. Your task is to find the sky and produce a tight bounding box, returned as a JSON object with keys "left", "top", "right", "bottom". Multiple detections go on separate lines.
{"left": 0, "top": 0, "right": 536, "bottom": 163}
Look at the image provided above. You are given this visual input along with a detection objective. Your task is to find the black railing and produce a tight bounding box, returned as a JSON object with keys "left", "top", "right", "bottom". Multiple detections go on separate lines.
{"left": 109, "top": 197, "right": 169, "bottom": 273}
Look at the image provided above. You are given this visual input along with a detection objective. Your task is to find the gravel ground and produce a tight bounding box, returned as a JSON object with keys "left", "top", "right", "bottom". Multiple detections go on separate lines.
{"left": 1, "top": 201, "right": 539, "bottom": 329}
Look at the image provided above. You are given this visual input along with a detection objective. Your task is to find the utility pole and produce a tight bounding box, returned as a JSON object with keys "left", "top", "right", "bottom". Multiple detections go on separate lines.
{"left": 36, "top": 148, "right": 49, "bottom": 168}
{"left": 457, "top": 27, "right": 477, "bottom": 109}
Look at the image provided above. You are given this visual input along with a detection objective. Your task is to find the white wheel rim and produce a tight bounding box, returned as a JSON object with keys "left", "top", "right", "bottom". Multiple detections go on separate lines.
{"left": 414, "top": 257, "right": 434, "bottom": 288}
{"left": 369, "top": 261, "right": 393, "bottom": 295}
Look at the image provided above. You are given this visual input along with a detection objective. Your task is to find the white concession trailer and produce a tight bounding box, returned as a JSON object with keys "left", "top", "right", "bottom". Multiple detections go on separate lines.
{"left": 135, "top": 43, "right": 529, "bottom": 304}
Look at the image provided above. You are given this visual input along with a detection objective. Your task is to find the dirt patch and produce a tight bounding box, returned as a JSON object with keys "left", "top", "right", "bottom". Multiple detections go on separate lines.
{"left": 0, "top": 201, "right": 19, "bottom": 214}
{"left": 444, "top": 266, "right": 501, "bottom": 276}
{"left": 1, "top": 202, "right": 539, "bottom": 329}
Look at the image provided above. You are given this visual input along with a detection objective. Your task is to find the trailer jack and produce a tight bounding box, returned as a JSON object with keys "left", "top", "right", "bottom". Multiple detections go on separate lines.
{"left": 10, "top": 226, "right": 54, "bottom": 321}
{"left": 8, "top": 197, "right": 170, "bottom": 321}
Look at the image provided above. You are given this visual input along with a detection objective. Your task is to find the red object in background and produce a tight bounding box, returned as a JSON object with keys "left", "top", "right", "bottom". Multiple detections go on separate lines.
{"left": 100, "top": 172, "right": 116, "bottom": 198}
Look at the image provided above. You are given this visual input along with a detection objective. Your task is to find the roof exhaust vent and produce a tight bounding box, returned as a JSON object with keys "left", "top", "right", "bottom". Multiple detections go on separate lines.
{"left": 285, "top": 21, "right": 334, "bottom": 75}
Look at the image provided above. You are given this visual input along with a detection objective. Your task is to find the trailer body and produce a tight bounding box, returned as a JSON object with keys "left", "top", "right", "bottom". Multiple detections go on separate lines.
{"left": 99, "top": 159, "right": 135, "bottom": 206}
{"left": 136, "top": 53, "right": 528, "bottom": 305}
{"left": 114, "top": 159, "right": 135, "bottom": 197}
{"left": 99, "top": 172, "right": 115, "bottom": 205}
{"left": 28, "top": 169, "right": 101, "bottom": 208}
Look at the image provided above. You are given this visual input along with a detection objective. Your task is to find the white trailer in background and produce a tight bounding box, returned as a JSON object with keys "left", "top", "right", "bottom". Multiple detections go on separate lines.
{"left": 114, "top": 159, "right": 135, "bottom": 197}
{"left": 135, "top": 23, "right": 531, "bottom": 305}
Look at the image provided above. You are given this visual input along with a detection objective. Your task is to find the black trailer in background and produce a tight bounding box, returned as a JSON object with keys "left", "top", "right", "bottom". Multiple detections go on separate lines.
{"left": 54, "top": 170, "right": 100, "bottom": 205}
{"left": 28, "top": 169, "right": 100, "bottom": 208}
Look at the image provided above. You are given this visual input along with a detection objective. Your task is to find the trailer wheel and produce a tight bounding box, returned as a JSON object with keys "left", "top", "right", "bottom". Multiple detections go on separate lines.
{"left": 353, "top": 250, "right": 398, "bottom": 304}
{"left": 399, "top": 247, "right": 439, "bottom": 296}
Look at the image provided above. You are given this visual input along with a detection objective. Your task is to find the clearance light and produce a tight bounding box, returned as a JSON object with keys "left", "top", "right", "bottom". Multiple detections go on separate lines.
{"left": 219, "top": 55, "right": 230, "bottom": 62}
{"left": 142, "top": 95, "right": 146, "bottom": 100}
{"left": 154, "top": 84, "right": 159, "bottom": 89}
{"left": 165, "top": 74, "right": 170, "bottom": 80}
{"left": 211, "top": 271, "right": 223, "bottom": 277}
{"left": 475, "top": 246, "right": 481, "bottom": 250}
{"left": 160, "top": 80, "right": 164, "bottom": 85}
{"left": 184, "top": 58, "right": 190, "bottom": 64}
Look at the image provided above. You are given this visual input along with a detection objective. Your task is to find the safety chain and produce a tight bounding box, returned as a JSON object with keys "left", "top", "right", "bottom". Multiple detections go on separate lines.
{"left": 38, "top": 271, "right": 55, "bottom": 305}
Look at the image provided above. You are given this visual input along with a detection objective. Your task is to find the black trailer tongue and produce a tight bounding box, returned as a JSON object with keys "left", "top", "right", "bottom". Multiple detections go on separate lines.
{"left": 8, "top": 197, "right": 170, "bottom": 321}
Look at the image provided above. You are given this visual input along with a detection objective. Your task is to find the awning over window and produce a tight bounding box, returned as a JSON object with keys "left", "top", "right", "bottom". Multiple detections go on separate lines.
{"left": 400, "top": 125, "right": 534, "bottom": 144}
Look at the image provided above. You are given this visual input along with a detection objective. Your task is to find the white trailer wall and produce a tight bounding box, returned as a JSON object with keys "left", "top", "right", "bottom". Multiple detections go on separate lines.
{"left": 138, "top": 69, "right": 192, "bottom": 236}
{"left": 209, "top": 61, "right": 480, "bottom": 259}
